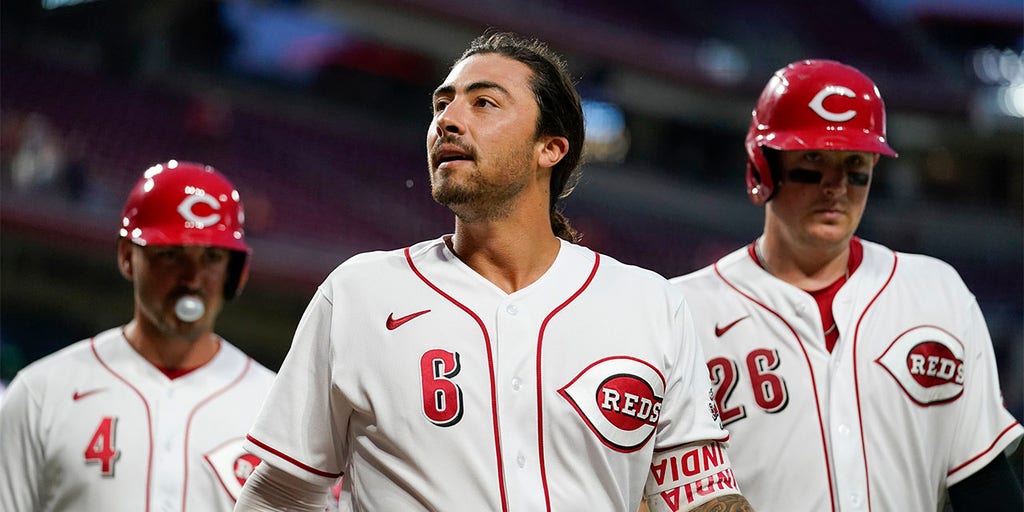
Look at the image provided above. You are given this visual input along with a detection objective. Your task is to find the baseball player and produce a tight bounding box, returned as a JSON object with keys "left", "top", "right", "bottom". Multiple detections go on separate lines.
{"left": 0, "top": 160, "right": 277, "bottom": 512}
{"left": 670, "top": 59, "right": 1024, "bottom": 511}
{"left": 235, "top": 32, "right": 753, "bottom": 512}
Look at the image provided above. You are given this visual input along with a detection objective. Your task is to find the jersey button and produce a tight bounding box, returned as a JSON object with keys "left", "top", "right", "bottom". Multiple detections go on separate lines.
{"left": 837, "top": 424, "right": 850, "bottom": 436}
{"left": 511, "top": 377, "right": 522, "bottom": 391}
{"left": 506, "top": 304, "right": 519, "bottom": 315}
{"left": 516, "top": 453, "right": 526, "bottom": 468}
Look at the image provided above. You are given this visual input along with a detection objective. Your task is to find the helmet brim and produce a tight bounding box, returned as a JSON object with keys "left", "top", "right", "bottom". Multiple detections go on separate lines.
{"left": 124, "top": 226, "right": 250, "bottom": 253}
{"left": 763, "top": 129, "right": 898, "bottom": 158}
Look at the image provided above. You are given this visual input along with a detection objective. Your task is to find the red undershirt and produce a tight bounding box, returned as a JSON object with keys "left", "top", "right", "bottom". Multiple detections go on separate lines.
{"left": 157, "top": 366, "right": 201, "bottom": 380}
{"left": 750, "top": 237, "right": 864, "bottom": 352}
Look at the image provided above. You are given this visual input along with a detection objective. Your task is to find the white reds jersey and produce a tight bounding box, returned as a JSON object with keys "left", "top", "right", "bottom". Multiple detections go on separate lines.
{"left": 0, "top": 327, "right": 276, "bottom": 512}
{"left": 670, "top": 238, "right": 1024, "bottom": 511}
{"left": 245, "top": 237, "right": 731, "bottom": 511}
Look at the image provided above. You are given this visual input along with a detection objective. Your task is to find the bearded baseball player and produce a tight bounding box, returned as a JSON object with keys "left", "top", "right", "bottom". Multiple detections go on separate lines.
{"left": 0, "top": 161, "right": 277, "bottom": 512}
{"left": 234, "top": 32, "right": 753, "bottom": 512}
{"left": 670, "top": 59, "right": 1024, "bottom": 511}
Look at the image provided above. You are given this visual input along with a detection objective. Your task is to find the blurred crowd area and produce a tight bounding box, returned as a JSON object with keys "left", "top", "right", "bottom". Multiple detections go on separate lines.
{"left": 1, "top": 0, "right": 1021, "bottom": 417}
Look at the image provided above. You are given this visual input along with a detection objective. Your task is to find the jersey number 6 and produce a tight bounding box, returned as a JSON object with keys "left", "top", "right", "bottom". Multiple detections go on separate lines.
{"left": 420, "top": 349, "right": 464, "bottom": 427}
{"left": 707, "top": 348, "right": 789, "bottom": 426}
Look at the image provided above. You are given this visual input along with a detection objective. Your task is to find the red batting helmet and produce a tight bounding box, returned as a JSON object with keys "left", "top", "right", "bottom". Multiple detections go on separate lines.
{"left": 119, "top": 160, "right": 250, "bottom": 298}
{"left": 745, "top": 59, "right": 898, "bottom": 205}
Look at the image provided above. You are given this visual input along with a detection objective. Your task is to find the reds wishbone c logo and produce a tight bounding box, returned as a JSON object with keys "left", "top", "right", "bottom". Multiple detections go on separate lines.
{"left": 808, "top": 85, "right": 857, "bottom": 122}
{"left": 875, "top": 325, "right": 966, "bottom": 406}
{"left": 559, "top": 356, "right": 665, "bottom": 452}
{"left": 177, "top": 193, "right": 221, "bottom": 227}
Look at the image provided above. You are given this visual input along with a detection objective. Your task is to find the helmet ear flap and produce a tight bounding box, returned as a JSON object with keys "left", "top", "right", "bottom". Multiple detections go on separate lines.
{"left": 224, "top": 251, "right": 249, "bottom": 300}
{"left": 746, "top": 145, "right": 775, "bottom": 205}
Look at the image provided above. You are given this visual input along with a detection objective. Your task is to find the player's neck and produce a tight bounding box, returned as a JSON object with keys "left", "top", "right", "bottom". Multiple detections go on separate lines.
{"left": 449, "top": 217, "right": 561, "bottom": 294}
{"left": 122, "top": 320, "right": 221, "bottom": 371}
{"left": 756, "top": 234, "right": 850, "bottom": 290}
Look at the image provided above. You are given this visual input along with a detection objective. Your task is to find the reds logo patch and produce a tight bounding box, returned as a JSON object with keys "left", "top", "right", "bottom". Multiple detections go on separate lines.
{"left": 559, "top": 356, "right": 665, "bottom": 452}
{"left": 875, "top": 325, "right": 965, "bottom": 406}
{"left": 204, "top": 438, "right": 263, "bottom": 501}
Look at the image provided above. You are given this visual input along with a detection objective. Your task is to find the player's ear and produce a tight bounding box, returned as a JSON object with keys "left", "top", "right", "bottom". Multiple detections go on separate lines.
{"left": 117, "top": 238, "right": 134, "bottom": 281}
{"left": 537, "top": 135, "right": 569, "bottom": 170}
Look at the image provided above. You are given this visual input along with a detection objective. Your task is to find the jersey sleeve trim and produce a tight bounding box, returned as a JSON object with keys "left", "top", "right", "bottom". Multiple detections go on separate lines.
{"left": 652, "top": 433, "right": 732, "bottom": 455}
{"left": 246, "top": 434, "right": 342, "bottom": 478}
{"left": 947, "top": 421, "right": 1024, "bottom": 478}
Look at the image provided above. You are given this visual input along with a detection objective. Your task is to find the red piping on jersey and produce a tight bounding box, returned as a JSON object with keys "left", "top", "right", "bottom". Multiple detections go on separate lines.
{"left": 245, "top": 434, "right": 342, "bottom": 478}
{"left": 405, "top": 246, "right": 509, "bottom": 512}
{"left": 536, "top": 251, "right": 600, "bottom": 511}
{"left": 92, "top": 335, "right": 155, "bottom": 512}
{"left": 181, "top": 357, "right": 254, "bottom": 511}
{"left": 715, "top": 257, "right": 837, "bottom": 512}
{"left": 851, "top": 251, "right": 897, "bottom": 512}
{"left": 203, "top": 437, "right": 248, "bottom": 502}
{"left": 947, "top": 421, "right": 1022, "bottom": 477}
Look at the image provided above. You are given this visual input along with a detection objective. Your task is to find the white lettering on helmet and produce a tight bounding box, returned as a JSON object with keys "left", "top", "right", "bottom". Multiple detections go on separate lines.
{"left": 177, "top": 194, "right": 221, "bottom": 227}
{"left": 808, "top": 85, "right": 857, "bottom": 122}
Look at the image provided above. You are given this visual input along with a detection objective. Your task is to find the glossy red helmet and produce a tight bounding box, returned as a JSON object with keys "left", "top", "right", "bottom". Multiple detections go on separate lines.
{"left": 745, "top": 59, "right": 898, "bottom": 205}
{"left": 119, "top": 160, "right": 250, "bottom": 298}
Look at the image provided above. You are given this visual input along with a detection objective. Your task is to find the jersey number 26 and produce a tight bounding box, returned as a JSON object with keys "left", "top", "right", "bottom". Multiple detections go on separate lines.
{"left": 708, "top": 349, "right": 789, "bottom": 425}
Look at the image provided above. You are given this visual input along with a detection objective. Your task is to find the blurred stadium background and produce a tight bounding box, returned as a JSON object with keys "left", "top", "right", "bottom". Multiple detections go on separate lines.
{"left": 1, "top": 0, "right": 1021, "bottom": 438}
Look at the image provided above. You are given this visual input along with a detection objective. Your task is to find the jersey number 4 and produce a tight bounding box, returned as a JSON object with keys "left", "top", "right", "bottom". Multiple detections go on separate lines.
{"left": 707, "top": 349, "right": 789, "bottom": 425}
{"left": 84, "top": 416, "right": 121, "bottom": 476}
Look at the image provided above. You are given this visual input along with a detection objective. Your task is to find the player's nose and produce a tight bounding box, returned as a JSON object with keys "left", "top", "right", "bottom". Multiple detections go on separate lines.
{"left": 820, "top": 168, "right": 847, "bottom": 196}
{"left": 434, "top": 103, "right": 465, "bottom": 137}
{"left": 175, "top": 252, "right": 206, "bottom": 285}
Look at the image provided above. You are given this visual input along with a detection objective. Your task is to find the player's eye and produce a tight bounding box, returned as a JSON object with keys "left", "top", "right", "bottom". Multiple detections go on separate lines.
{"left": 802, "top": 152, "right": 823, "bottom": 163}
{"left": 203, "top": 249, "right": 228, "bottom": 264}
{"left": 153, "top": 247, "right": 182, "bottom": 260}
{"left": 432, "top": 98, "right": 450, "bottom": 113}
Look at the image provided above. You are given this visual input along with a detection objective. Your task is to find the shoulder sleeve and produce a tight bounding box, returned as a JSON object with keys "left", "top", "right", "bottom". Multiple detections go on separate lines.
{"left": 654, "top": 297, "right": 729, "bottom": 450}
{"left": 946, "top": 298, "right": 1024, "bottom": 485}
{"left": 0, "top": 374, "right": 45, "bottom": 511}
{"left": 245, "top": 287, "right": 346, "bottom": 486}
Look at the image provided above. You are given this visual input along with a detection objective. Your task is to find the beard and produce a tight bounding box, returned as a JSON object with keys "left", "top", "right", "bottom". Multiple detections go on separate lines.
{"left": 429, "top": 140, "right": 535, "bottom": 223}
{"left": 431, "top": 169, "right": 527, "bottom": 223}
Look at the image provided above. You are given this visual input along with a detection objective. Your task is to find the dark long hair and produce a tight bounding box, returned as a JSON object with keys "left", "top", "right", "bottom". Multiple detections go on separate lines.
{"left": 457, "top": 31, "right": 585, "bottom": 242}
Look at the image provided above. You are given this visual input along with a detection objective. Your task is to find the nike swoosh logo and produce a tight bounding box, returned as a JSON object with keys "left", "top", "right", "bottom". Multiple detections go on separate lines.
{"left": 714, "top": 316, "right": 749, "bottom": 337}
{"left": 73, "top": 388, "right": 106, "bottom": 401}
{"left": 386, "top": 310, "right": 431, "bottom": 330}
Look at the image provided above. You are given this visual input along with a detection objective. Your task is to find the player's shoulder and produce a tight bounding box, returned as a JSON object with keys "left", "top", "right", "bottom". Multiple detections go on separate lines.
{"left": 583, "top": 244, "right": 685, "bottom": 299}
{"left": 862, "top": 239, "right": 966, "bottom": 288}
{"left": 7, "top": 328, "right": 120, "bottom": 394}
{"left": 16, "top": 328, "right": 119, "bottom": 376}
{"left": 216, "top": 338, "right": 277, "bottom": 382}
{"left": 587, "top": 246, "right": 661, "bottom": 282}
{"left": 669, "top": 245, "right": 748, "bottom": 291}
{"left": 322, "top": 238, "right": 443, "bottom": 287}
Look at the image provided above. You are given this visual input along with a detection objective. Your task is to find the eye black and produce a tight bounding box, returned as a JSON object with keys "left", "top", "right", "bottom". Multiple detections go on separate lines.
{"left": 847, "top": 172, "right": 870, "bottom": 186}
{"left": 787, "top": 169, "right": 822, "bottom": 184}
